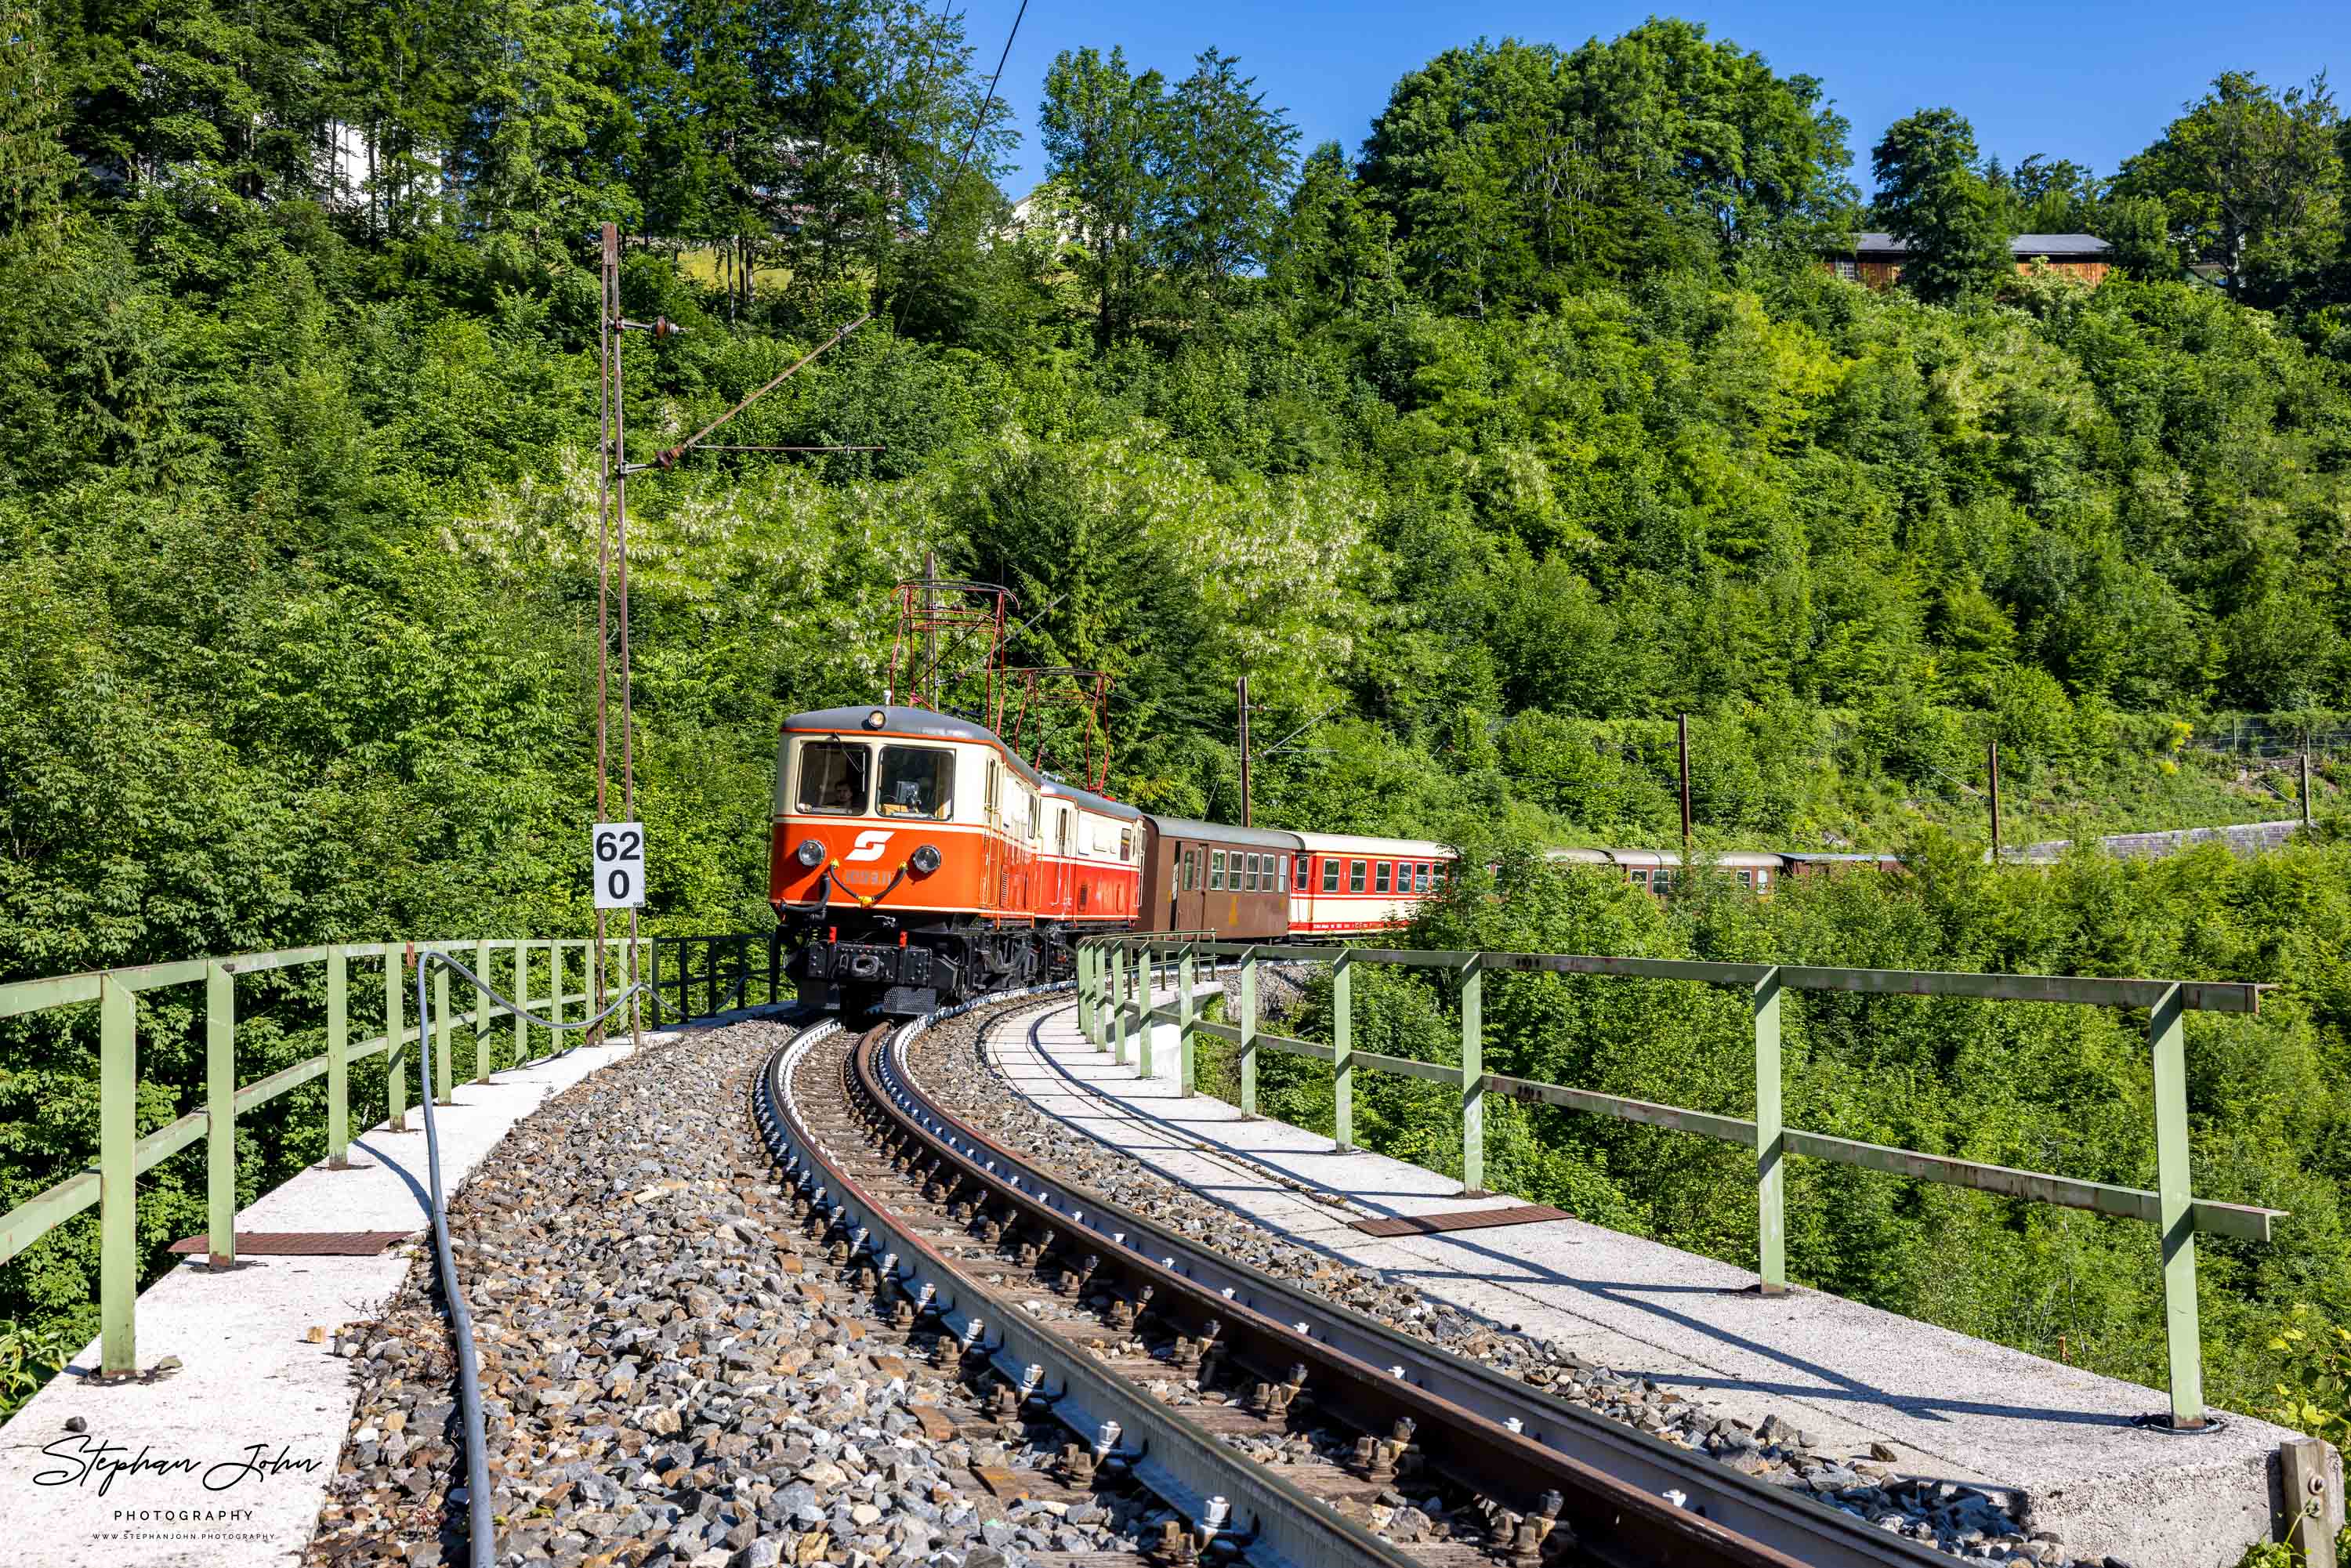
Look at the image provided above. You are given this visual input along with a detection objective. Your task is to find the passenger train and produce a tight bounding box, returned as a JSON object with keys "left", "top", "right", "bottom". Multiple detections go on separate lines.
{"left": 767, "top": 703, "right": 1899, "bottom": 1016}
{"left": 769, "top": 704, "right": 1459, "bottom": 1015}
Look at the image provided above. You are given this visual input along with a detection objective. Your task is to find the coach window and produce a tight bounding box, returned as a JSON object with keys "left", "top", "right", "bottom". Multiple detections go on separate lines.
{"left": 1209, "top": 850, "right": 1226, "bottom": 890}
{"left": 1295, "top": 853, "right": 1309, "bottom": 887}
{"left": 797, "top": 741, "right": 870, "bottom": 815}
{"left": 1375, "top": 862, "right": 1391, "bottom": 895}
{"left": 1415, "top": 861, "right": 1429, "bottom": 893}
{"left": 1320, "top": 859, "right": 1339, "bottom": 893}
{"left": 1737, "top": 868, "right": 1754, "bottom": 889}
{"left": 875, "top": 745, "right": 953, "bottom": 820}
{"left": 1120, "top": 828, "right": 1132, "bottom": 862}
{"left": 1349, "top": 860, "right": 1367, "bottom": 893}
{"left": 1277, "top": 856, "right": 1288, "bottom": 893}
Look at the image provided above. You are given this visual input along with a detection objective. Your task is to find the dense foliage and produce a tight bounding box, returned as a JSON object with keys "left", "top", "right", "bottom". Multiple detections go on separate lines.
{"left": 3, "top": 0, "right": 2350, "bottom": 1458}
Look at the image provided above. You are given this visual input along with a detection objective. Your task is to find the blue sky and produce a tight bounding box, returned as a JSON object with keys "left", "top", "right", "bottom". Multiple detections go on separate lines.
{"left": 957, "top": 0, "right": 2349, "bottom": 198}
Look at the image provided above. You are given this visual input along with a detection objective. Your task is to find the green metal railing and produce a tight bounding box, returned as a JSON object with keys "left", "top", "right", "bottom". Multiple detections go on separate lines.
{"left": 1074, "top": 936, "right": 2282, "bottom": 1430}
{"left": 0, "top": 936, "right": 645, "bottom": 1378}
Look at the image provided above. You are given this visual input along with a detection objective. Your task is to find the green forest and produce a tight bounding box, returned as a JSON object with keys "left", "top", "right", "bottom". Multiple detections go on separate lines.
{"left": 3, "top": 0, "right": 2351, "bottom": 1488}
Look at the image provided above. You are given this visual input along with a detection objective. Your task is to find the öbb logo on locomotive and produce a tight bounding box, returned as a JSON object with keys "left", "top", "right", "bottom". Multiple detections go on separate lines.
{"left": 843, "top": 829, "right": 894, "bottom": 864}
{"left": 768, "top": 703, "right": 1455, "bottom": 1016}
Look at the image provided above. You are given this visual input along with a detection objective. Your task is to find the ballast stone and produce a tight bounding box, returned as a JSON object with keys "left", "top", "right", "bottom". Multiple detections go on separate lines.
{"left": 302, "top": 1016, "right": 1155, "bottom": 1568}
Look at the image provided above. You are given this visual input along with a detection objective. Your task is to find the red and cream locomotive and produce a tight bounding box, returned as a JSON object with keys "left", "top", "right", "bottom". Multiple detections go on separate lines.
{"left": 770, "top": 704, "right": 1143, "bottom": 1015}
{"left": 769, "top": 580, "right": 1460, "bottom": 1016}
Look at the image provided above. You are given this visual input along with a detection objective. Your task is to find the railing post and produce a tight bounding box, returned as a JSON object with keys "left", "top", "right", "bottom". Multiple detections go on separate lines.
{"left": 552, "top": 941, "right": 566, "bottom": 1038}
{"left": 1076, "top": 943, "right": 1094, "bottom": 1041}
{"left": 327, "top": 947, "right": 350, "bottom": 1168}
{"left": 514, "top": 943, "right": 531, "bottom": 1063}
{"left": 206, "top": 960, "right": 237, "bottom": 1266}
{"left": 99, "top": 974, "right": 136, "bottom": 1375}
{"left": 1239, "top": 946, "right": 1259, "bottom": 1117}
{"left": 1333, "top": 951, "right": 1353, "bottom": 1152}
{"left": 1461, "top": 954, "right": 1485, "bottom": 1197}
{"left": 473, "top": 939, "right": 492, "bottom": 1081}
{"left": 1178, "top": 942, "right": 1197, "bottom": 1096}
{"left": 386, "top": 947, "right": 408, "bottom": 1132}
{"left": 1754, "top": 966, "right": 1786, "bottom": 1295}
{"left": 1110, "top": 946, "right": 1129, "bottom": 1065}
{"left": 2152, "top": 983, "right": 2205, "bottom": 1428}
{"left": 649, "top": 937, "right": 662, "bottom": 1027}
{"left": 433, "top": 954, "right": 454, "bottom": 1103}
{"left": 1139, "top": 943, "right": 1157, "bottom": 1080}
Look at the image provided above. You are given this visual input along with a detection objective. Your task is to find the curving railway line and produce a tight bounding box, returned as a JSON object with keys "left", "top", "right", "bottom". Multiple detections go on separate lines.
{"left": 751, "top": 993, "right": 1955, "bottom": 1568}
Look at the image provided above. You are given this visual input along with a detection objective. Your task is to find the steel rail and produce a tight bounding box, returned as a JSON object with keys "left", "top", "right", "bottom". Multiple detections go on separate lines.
{"left": 754, "top": 1014, "right": 1426, "bottom": 1568}
{"left": 861, "top": 1012, "right": 1809, "bottom": 1568}
{"left": 881, "top": 1000, "right": 1952, "bottom": 1568}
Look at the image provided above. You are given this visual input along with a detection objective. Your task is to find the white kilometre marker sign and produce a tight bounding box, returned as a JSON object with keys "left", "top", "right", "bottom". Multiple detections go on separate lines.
{"left": 592, "top": 822, "right": 647, "bottom": 909}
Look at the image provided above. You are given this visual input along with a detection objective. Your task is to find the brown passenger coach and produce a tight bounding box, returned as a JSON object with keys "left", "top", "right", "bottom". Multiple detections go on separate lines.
{"left": 1138, "top": 817, "right": 1302, "bottom": 940}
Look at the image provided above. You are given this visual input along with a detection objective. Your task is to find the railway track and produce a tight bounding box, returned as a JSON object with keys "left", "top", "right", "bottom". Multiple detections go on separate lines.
{"left": 752, "top": 997, "right": 1956, "bottom": 1568}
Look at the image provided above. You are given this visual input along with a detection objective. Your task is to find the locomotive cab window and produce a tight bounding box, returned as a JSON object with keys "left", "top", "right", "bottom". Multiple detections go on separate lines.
{"left": 1321, "top": 860, "right": 1339, "bottom": 893}
{"left": 876, "top": 745, "right": 952, "bottom": 819}
{"left": 797, "top": 741, "right": 870, "bottom": 815}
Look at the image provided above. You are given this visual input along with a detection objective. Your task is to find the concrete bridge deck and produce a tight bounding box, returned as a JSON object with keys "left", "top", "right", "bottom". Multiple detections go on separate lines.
{"left": 985, "top": 992, "right": 2337, "bottom": 1568}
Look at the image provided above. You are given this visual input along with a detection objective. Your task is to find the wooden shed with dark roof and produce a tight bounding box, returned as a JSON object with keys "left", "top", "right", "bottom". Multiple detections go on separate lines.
{"left": 1827, "top": 232, "right": 2115, "bottom": 290}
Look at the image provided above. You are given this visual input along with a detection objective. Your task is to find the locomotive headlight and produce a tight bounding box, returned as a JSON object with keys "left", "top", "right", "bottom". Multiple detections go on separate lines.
{"left": 794, "top": 838, "right": 826, "bottom": 868}
{"left": 864, "top": 708, "right": 887, "bottom": 730}
{"left": 910, "top": 843, "right": 944, "bottom": 875}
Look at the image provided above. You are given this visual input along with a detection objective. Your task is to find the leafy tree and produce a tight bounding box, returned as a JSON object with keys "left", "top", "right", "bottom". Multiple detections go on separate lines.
{"left": 2098, "top": 193, "right": 2176, "bottom": 277}
{"left": 453, "top": 0, "right": 631, "bottom": 245}
{"left": 1039, "top": 45, "right": 1165, "bottom": 352}
{"left": 1154, "top": 48, "right": 1297, "bottom": 300}
{"left": 1988, "top": 153, "right": 2103, "bottom": 233}
{"left": 330, "top": 0, "right": 464, "bottom": 237}
{"left": 1270, "top": 142, "right": 1400, "bottom": 319}
{"left": 1358, "top": 25, "right": 1852, "bottom": 313}
{"left": 1871, "top": 107, "right": 2013, "bottom": 303}
{"left": 2114, "top": 71, "right": 2345, "bottom": 300}
{"left": 0, "top": 2, "right": 72, "bottom": 233}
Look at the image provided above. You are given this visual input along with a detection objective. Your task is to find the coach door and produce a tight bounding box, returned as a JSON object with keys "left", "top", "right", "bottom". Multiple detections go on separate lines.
{"left": 1056, "top": 806, "right": 1071, "bottom": 914}
{"left": 980, "top": 758, "right": 1002, "bottom": 911}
